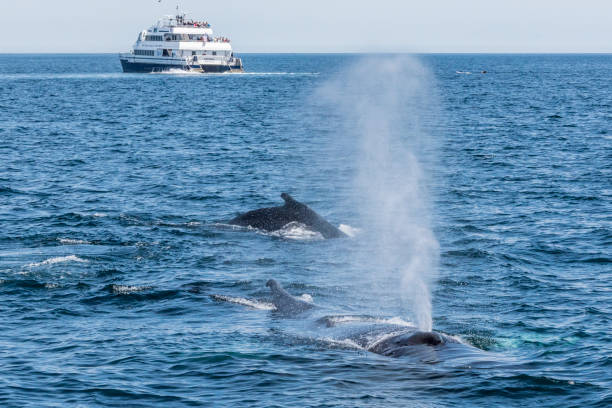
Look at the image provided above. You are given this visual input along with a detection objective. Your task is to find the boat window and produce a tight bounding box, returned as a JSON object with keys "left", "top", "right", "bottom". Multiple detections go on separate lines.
{"left": 134, "top": 49, "right": 155, "bottom": 56}
{"left": 163, "top": 34, "right": 191, "bottom": 41}
{"left": 145, "top": 35, "right": 163, "bottom": 41}
{"left": 212, "top": 51, "right": 217, "bottom": 56}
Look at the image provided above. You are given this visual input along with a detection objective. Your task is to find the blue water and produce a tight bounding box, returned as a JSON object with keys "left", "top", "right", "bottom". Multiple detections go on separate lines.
{"left": 1, "top": 54, "right": 610, "bottom": 407}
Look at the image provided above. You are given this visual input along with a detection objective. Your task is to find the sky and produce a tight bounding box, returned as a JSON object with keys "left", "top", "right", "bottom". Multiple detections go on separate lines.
{"left": 2, "top": 0, "right": 611, "bottom": 53}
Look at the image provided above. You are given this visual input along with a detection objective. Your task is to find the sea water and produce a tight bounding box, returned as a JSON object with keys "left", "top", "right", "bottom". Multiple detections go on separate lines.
{"left": 0, "top": 54, "right": 610, "bottom": 407}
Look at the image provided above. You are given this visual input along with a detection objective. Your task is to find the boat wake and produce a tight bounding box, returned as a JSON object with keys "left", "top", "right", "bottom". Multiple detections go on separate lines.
{"left": 149, "top": 71, "right": 319, "bottom": 77}
{"left": 232, "top": 72, "right": 319, "bottom": 76}
{"left": 150, "top": 68, "right": 202, "bottom": 75}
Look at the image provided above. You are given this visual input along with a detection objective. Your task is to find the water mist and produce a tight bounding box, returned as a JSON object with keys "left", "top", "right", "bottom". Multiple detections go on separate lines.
{"left": 318, "top": 57, "right": 439, "bottom": 331}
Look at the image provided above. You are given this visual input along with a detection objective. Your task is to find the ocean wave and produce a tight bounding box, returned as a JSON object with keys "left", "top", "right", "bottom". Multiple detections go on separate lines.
{"left": 155, "top": 220, "right": 202, "bottom": 228}
{"left": 0, "top": 278, "right": 48, "bottom": 290}
{"left": 108, "top": 284, "right": 154, "bottom": 295}
{"left": 0, "top": 186, "right": 27, "bottom": 195}
{"left": 58, "top": 238, "right": 91, "bottom": 245}
{"left": 444, "top": 248, "right": 491, "bottom": 259}
{"left": 210, "top": 294, "right": 276, "bottom": 310}
{"left": 0, "top": 73, "right": 125, "bottom": 80}
{"left": 26, "top": 255, "right": 88, "bottom": 268}
{"left": 82, "top": 288, "right": 180, "bottom": 304}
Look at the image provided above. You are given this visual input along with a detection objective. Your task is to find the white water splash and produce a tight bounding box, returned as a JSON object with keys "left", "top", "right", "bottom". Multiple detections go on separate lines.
{"left": 268, "top": 222, "right": 324, "bottom": 241}
{"left": 211, "top": 294, "right": 276, "bottom": 311}
{"left": 298, "top": 294, "right": 314, "bottom": 303}
{"left": 323, "top": 315, "right": 415, "bottom": 327}
{"left": 152, "top": 68, "right": 202, "bottom": 75}
{"left": 218, "top": 222, "right": 324, "bottom": 241}
{"left": 110, "top": 285, "right": 153, "bottom": 294}
{"left": 317, "top": 57, "right": 440, "bottom": 331}
{"left": 58, "top": 238, "right": 91, "bottom": 245}
{"left": 27, "top": 255, "right": 89, "bottom": 268}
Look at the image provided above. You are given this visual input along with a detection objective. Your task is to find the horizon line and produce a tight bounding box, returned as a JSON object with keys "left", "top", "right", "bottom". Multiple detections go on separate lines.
{"left": 2, "top": 51, "right": 612, "bottom": 55}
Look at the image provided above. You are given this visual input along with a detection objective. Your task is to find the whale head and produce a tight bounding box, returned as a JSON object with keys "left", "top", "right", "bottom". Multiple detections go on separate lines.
{"left": 367, "top": 330, "right": 449, "bottom": 357}
{"left": 404, "top": 331, "right": 445, "bottom": 346}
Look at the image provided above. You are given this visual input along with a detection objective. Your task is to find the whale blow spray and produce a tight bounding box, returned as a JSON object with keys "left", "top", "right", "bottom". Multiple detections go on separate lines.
{"left": 318, "top": 57, "right": 439, "bottom": 331}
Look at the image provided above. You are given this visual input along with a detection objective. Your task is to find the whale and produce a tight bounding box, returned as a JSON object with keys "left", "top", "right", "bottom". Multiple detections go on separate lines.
{"left": 212, "top": 279, "right": 460, "bottom": 357}
{"left": 265, "top": 280, "right": 456, "bottom": 356}
{"left": 266, "top": 279, "right": 315, "bottom": 315}
{"left": 228, "top": 193, "right": 347, "bottom": 239}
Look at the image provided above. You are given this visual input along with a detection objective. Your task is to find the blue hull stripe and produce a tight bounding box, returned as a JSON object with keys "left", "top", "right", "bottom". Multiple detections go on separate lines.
{"left": 120, "top": 59, "right": 237, "bottom": 73}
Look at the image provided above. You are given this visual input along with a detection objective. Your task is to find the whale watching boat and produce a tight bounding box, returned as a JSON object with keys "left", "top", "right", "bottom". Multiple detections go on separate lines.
{"left": 119, "top": 12, "right": 243, "bottom": 73}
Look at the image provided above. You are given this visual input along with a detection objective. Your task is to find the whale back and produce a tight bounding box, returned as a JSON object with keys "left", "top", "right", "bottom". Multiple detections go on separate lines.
{"left": 229, "top": 193, "right": 346, "bottom": 239}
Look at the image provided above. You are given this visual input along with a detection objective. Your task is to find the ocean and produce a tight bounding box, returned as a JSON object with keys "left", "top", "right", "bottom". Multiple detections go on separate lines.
{"left": 0, "top": 53, "right": 610, "bottom": 407}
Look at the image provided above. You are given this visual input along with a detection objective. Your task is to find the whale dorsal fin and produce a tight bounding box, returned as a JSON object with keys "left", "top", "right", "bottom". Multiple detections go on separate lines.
{"left": 266, "top": 279, "right": 314, "bottom": 314}
{"left": 280, "top": 192, "right": 299, "bottom": 207}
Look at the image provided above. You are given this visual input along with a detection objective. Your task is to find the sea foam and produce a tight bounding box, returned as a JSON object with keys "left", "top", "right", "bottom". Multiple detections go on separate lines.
{"left": 27, "top": 255, "right": 89, "bottom": 268}
{"left": 210, "top": 294, "right": 276, "bottom": 311}
{"left": 58, "top": 238, "right": 91, "bottom": 245}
